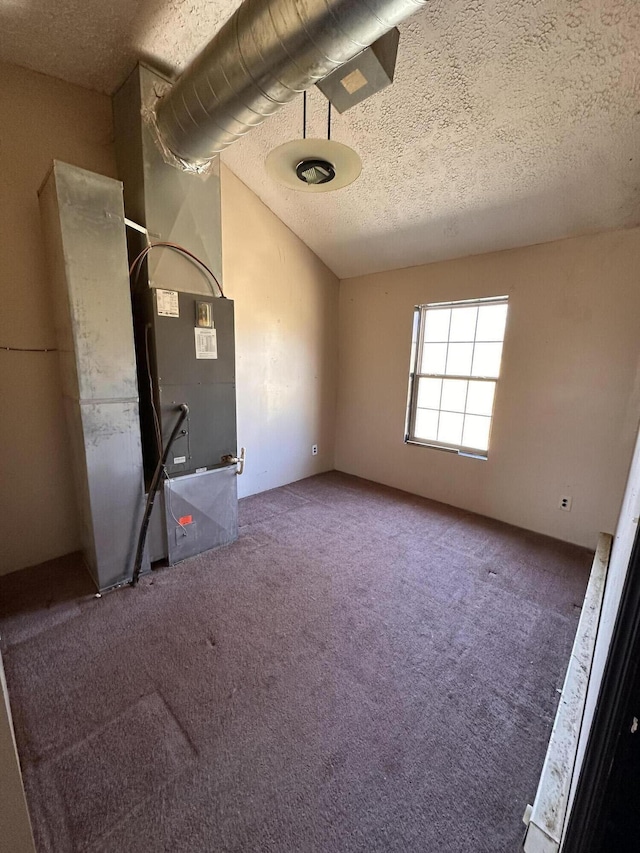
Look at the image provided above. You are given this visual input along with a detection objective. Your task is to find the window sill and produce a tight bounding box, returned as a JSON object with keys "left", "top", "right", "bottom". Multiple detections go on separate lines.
{"left": 404, "top": 438, "right": 488, "bottom": 461}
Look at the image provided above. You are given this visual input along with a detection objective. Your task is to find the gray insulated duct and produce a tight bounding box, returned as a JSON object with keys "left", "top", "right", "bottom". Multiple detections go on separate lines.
{"left": 155, "top": 0, "right": 427, "bottom": 168}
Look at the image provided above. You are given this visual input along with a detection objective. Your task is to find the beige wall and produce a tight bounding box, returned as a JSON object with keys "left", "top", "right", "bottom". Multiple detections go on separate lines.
{"left": 0, "top": 63, "right": 339, "bottom": 576}
{"left": 335, "top": 228, "right": 640, "bottom": 549}
{"left": 0, "top": 61, "right": 117, "bottom": 576}
{"left": 221, "top": 165, "right": 339, "bottom": 499}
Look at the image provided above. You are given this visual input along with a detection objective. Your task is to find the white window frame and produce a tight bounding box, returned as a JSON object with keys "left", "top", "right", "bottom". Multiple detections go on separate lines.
{"left": 405, "top": 295, "right": 508, "bottom": 459}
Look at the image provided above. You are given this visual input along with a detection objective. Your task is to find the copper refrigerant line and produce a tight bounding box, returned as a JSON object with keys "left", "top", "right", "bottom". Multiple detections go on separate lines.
{"left": 129, "top": 240, "right": 225, "bottom": 299}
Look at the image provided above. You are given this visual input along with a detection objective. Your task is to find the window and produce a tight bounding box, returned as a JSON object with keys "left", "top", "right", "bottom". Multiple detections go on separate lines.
{"left": 405, "top": 296, "right": 508, "bottom": 458}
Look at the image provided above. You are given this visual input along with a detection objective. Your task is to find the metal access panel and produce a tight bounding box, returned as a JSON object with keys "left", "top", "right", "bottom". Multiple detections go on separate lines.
{"left": 134, "top": 288, "right": 237, "bottom": 481}
{"left": 164, "top": 467, "right": 238, "bottom": 565}
{"left": 38, "top": 161, "right": 146, "bottom": 591}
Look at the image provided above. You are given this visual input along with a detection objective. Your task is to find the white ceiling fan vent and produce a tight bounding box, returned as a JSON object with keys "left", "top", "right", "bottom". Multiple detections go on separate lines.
{"left": 265, "top": 138, "right": 361, "bottom": 194}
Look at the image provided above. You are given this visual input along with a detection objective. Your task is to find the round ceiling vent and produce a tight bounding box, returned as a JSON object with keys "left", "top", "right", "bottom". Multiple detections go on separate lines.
{"left": 296, "top": 159, "right": 336, "bottom": 185}
{"left": 265, "top": 139, "right": 361, "bottom": 193}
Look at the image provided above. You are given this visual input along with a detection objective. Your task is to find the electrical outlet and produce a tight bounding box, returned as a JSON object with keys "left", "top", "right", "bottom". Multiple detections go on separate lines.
{"left": 559, "top": 495, "right": 572, "bottom": 512}
{"left": 312, "top": 444, "right": 318, "bottom": 456}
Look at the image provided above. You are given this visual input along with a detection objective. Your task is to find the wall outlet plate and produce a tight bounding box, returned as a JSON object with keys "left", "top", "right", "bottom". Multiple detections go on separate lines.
{"left": 312, "top": 444, "right": 318, "bottom": 456}
{"left": 559, "top": 495, "right": 573, "bottom": 512}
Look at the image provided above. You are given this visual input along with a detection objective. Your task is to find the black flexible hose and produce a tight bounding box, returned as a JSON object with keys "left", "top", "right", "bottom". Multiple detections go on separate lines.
{"left": 130, "top": 404, "right": 189, "bottom": 586}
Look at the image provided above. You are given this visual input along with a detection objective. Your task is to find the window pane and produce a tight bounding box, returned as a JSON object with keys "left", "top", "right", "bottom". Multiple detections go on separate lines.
{"left": 476, "top": 304, "right": 507, "bottom": 342}
{"left": 414, "top": 408, "right": 439, "bottom": 442}
{"left": 471, "top": 342, "right": 503, "bottom": 377}
{"left": 466, "top": 380, "right": 495, "bottom": 416}
{"left": 421, "top": 342, "right": 447, "bottom": 374}
{"left": 446, "top": 342, "right": 473, "bottom": 376}
{"left": 462, "top": 415, "right": 491, "bottom": 451}
{"left": 438, "top": 411, "right": 464, "bottom": 445}
{"left": 423, "top": 308, "right": 451, "bottom": 342}
{"left": 417, "top": 377, "right": 442, "bottom": 409}
{"left": 441, "top": 379, "right": 467, "bottom": 413}
{"left": 409, "top": 298, "right": 507, "bottom": 453}
{"left": 449, "top": 306, "right": 478, "bottom": 342}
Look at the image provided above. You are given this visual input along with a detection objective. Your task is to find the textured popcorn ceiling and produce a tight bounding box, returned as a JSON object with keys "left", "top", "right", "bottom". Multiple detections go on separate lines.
{"left": 2, "top": 0, "right": 639, "bottom": 278}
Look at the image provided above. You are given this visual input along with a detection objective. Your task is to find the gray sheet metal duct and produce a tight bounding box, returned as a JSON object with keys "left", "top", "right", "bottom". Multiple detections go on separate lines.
{"left": 155, "top": 0, "right": 427, "bottom": 168}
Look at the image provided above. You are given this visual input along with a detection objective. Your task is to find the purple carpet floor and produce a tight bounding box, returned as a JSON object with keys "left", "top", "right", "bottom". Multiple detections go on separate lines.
{"left": 0, "top": 472, "right": 592, "bottom": 852}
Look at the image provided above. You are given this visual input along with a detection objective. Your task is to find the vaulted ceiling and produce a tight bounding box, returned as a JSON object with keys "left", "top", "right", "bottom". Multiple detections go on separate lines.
{"left": 2, "top": 0, "right": 639, "bottom": 278}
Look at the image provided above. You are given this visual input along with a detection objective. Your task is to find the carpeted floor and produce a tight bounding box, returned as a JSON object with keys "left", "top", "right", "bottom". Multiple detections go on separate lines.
{"left": 0, "top": 472, "right": 592, "bottom": 853}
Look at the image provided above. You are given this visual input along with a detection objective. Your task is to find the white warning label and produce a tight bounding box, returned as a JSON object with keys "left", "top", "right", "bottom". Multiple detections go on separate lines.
{"left": 156, "top": 289, "right": 179, "bottom": 317}
{"left": 195, "top": 327, "right": 217, "bottom": 359}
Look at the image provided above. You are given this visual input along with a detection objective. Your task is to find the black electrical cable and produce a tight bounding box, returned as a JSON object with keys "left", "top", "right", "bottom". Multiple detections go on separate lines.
{"left": 130, "top": 403, "right": 189, "bottom": 586}
{"left": 327, "top": 101, "right": 331, "bottom": 141}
